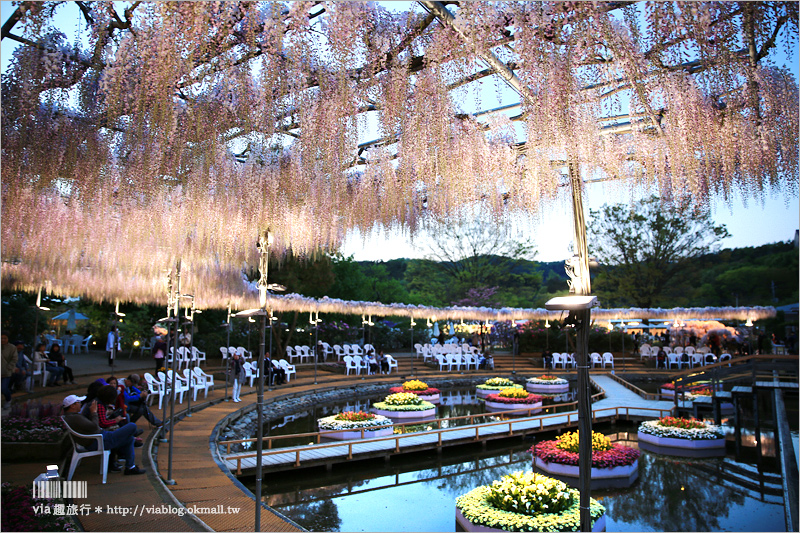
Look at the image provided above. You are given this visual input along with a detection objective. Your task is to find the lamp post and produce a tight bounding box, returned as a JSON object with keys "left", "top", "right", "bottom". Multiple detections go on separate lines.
{"left": 159, "top": 271, "right": 175, "bottom": 444}
{"left": 165, "top": 260, "right": 181, "bottom": 485}
{"left": 410, "top": 318, "right": 416, "bottom": 377}
{"left": 310, "top": 311, "right": 321, "bottom": 384}
{"left": 223, "top": 302, "right": 231, "bottom": 402}
{"left": 30, "top": 286, "right": 50, "bottom": 392}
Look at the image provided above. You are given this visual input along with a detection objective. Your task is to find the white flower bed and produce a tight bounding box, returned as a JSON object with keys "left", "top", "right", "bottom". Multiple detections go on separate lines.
{"left": 317, "top": 414, "right": 393, "bottom": 431}
{"left": 638, "top": 420, "right": 724, "bottom": 440}
{"left": 526, "top": 377, "right": 568, "bottom": 385}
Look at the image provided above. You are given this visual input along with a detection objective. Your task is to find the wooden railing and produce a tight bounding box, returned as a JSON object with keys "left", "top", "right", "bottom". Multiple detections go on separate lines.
{"left": 220, "top": 402, "right": 673, "bottom": 475}
{"left": 606, "top": 373, "right": 660, "bottom": 400}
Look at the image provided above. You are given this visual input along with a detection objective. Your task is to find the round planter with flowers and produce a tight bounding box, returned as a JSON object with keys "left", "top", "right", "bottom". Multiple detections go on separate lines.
{"left": 388, "top": 380, "right": 440, "bottom": 402}
{"left": 485, "top": 388, "right": 543, "bottom": 414}
{"left": 476, "top": 377, "right": 523, "bottom": 398}
{"left": 317, "top": 411, "right": 394, "bottom": 440}
{"left": 660, "top": 381, "right": 719, "bottom": 398}
{"left": 638, "top": 417, "right": 726, "bottom": 457}
{"left": 531, "top": 431, "right": 640, "bottom": 488}
{"left": 372, "top": 392, "right": 436, "bottom": 419}
{"left": 455, "top": 470, "right": 606, "bottom": 532}
{"left": 526, "top": 375, "right": 569, "bottom": 393}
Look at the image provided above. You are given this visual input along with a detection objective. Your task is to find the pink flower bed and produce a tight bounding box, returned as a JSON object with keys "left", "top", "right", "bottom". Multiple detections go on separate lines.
{"left": 484, "top": 393, "right": 543, "bottom": 404}
{"left": 389, "top": 386, "right": 440, "bottom": 396}
{"left": 530, "top": 440, "right": 640, "bottom": 468}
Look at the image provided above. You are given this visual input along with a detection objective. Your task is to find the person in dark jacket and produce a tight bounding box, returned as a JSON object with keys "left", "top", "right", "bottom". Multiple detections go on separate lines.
{"left": 123, "top": 374, "right": 162, "bottom": 426}
{"left": 47, "top": 343, "right": 75, "bottom": 384}
{"left": 229, "top": 351, "right": 244, "bottom": 402}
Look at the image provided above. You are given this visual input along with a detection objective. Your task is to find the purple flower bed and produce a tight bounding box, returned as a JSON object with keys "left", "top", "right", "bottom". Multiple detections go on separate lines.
{"left": 531, "top": 439, "right": 640, "bottom": 468}
{"left": 1, "top": 417, "right": 64, "bottom": 443}
{"left": 1, "top": 482, "right": 77, "bottom": 531}
{"left": 484, "top": 393, "right": 543, "bottom": 404}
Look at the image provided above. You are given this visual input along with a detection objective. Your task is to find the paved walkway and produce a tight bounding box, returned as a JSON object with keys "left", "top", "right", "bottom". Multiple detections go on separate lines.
{"left": 2, "top": 349, "right": 681, "bottom": 532}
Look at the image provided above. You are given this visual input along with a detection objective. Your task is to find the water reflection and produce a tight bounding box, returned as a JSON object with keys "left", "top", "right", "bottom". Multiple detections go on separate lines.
{"left": 251, "top": 424, "right": 786, "bottom": 532}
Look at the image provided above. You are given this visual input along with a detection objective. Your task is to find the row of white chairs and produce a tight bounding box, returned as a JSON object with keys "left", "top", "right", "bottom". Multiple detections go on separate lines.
{"left": 432, "top": 352, "right": 485, "bottom": 371}
{"left": 45, "top": 334, "right": 92, "bottom": 354}
{"left": 167, "top": 346, "right": 207, "bottom": 369}
{"left": 660, "top": 352, "right": 731, "bottom": 369}
{"left": 343, "top": 354, "right": 398, "bottom": 375}
{"left": 590, "top": 352, "right": 615, "bottom": 368}
{"left": 240, "top": 359, "right": 297, "bottom": 385}
{"left": 414, "top": 343, "right": 479, "bottom": 363}
{"left": 220, "top": 346, "right": 253, "bottom": 360}
{"left": 143, "top": 367, "right": 215, "bottom": 409}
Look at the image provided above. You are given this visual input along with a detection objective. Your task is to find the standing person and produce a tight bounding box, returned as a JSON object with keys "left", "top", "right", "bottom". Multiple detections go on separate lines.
{"left": 47, "top": 343, "right": 75, "bottom": 385}
{"left": 106, "top": 325, "right": 121, "bottom": 367}
{"left": 229, "top": 351, "right": 244, "bottom": 402}
{"left": 152, "top": 334, "right": 167, "bottom": 374}
{"left": 12, "top": 342, "right": 29, "bottom": 393}
{"left": 656, "top": 347, "right": 667, "bottom": 369}
{"left": 1, "top": 333, "right": 19, "bottom": 410}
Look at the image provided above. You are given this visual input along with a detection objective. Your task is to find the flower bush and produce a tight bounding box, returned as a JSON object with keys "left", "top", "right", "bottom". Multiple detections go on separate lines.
{"left": 1, "top": 417, "right": 64, "bottom": 443}
{"left": 531, "top": 438, "right": 640, "bottom": 468}
{"left": 639, "top": 417, "right": 725, "bottom": 440}
{"left": 556, "top": 431, "right": 612, "bottom": 453}
{"left": 661, "top": 381, "right": 711, "bottom": 391}
{"left": 477, "top": 377, "right": 522, "bottom": 391}
{"left": 1, "top": 482, "right": 77, "bottom": 531}
{"left": 373, "top": 392, "right": 436, "bottom": 412}
{"left": 527, "top": 376, "right": 568, "bottom": 385}
{"left": 318, "top": 412, "right": 393, "bottom": 431}
{"left": 389, "top": 380, "right": 440, "bottom": 396}
{"left": 685, "top": 388, "right": 714, "bottom": 399}
{"left": 485, "top": 391, "right": 543, "bottom": 404}
{"left": 456, "top": 473, "right": 605, "bottom": 532}
{"left": 485, "top": 471, "right": 573, "bottom": 515}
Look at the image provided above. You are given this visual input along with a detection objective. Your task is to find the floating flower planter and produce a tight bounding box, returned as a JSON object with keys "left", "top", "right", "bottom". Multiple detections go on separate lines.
{"left": 476, "top": 377, "right": 523, "bottom": 398}
{"left": 455, "top": 471, "right": 606, "bottom": 532}
{"left": 484, "top": 388, "right": 543, "bottom": 414}
{"left": 372, "top": 392, "right": 436, "bottom": 419}
{"left": 660, "top": 381, "right": 719, "bottom": 398}
{"left": 526, "top": 375, "right": 569, "bottom": 393}
{"left": 389, "top": 380, "right": 440, "bottom": 402}
{"left": 317, "top": 411, "right": 394, "bottom": 440}
{"left": 638, "top": 417, "right": 726, "bottom": 457}
{"left": 531, "top": 431, "right": 640, "bottom": 488}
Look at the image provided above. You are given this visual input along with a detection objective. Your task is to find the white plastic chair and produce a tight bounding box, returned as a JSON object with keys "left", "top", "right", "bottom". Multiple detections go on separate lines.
{"left": 447, "top": 353, "right": 461, "bottom": 371}
{"left": 342, "top": 344, "right": 353, "bottom": 357}
{"left": 192, "top": 366, "right": 214, "bottom": 397}
{"left": 565, "top": 353, "right": 577, "bottom": 368}
{"left": 602, "top": 352, "right": 614, "bottom": 368}
{"left": 385, "top": 355, "right": 398, "bottom": 374}
{"left": 191, "top": 346, "right": 206, "bottom": 366}
{"left": 144, "top": 372, "right": 167, "bottom": 409}
{"left": 353, "top": 355, "right": 370, "bottom": 375}
{"left": 220, "top": 347, "right": 228, "bottom": 361}
{"left": 673, "top": 346, "right": 684, "bottom": 355}
{"left": 414, "top": 343, "right": 424, "bottom": 358}
{"left": 165, "top": 369, "right": 189, "bottom": 403}
{"left": 62, "top": 416, "right": 110, "bottom": 484}
{"left": 236, "top": 346, "right": 252, "bottom": 360}
{"left": 667, "top": 353, "right": 682, "bottom": 370}
{"left": 691, "top": 353, "right": 704, "bottom": 368}
{"left": 685, "top": 346, "right": 696, "bottom": 355}
{"left": 590, "top": 352, "right": 603, "bottom": 368}
{"left": 434, "top": 354, "right": 448, "bottom": 371}
{"left": 278, "top": 359, "right": 296, "bottom": 382}
{"left": 552, "top": 353, "right": 564, "bottom": 369}
{"left": 242, "top": 361, "right": 258, "bottom": 387}
{"left": 79, "top": 335, "right": 93, "bottom": 353}
{"left": 182, "top": 368, "right": 202, "bottom": 401}
{"left": 719, "top": 353, "right": 732, "bottom": 366}
{"left": 343, "top": 355, "right": 358, "bottom": 375}
{"left": 321, "top": 342, "right": 333, "bottom": 361}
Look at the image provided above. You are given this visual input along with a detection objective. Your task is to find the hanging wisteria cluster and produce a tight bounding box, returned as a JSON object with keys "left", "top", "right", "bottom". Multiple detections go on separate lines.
{"left": 2, "top": 1, "right": 797, "bottom": 310}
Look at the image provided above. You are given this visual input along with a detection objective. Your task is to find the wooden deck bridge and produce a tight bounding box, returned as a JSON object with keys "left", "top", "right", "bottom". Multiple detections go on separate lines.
{"left": 219, "top": 374, "right": 675, "bottom": 475}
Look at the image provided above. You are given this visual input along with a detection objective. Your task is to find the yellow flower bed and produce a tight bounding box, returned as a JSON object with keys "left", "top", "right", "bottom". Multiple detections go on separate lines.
{"left": 498, "top": 387, "right": 530, "bottom": 399}
{"left": 555, "top": 431, "right": 612, "bottom": 453}
{"left": 402, "top": 380, "right": 429, "bottom": 391}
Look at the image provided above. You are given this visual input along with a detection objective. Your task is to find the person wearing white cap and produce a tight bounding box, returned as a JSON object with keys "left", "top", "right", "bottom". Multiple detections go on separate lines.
{"left": 62, "top": 394, "right": 146, "bottom": 476}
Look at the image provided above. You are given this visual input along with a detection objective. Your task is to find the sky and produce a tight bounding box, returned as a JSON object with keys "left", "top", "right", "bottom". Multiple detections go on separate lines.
{"left": 2, "top": 1, "right": 798, "bottom": 264}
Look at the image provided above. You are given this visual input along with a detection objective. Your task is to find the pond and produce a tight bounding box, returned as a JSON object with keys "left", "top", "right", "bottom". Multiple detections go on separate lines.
{"left": 250, "top": 422, "right": 788, "bottom": 532}
{"left": 256, "top": 385, "right": 581, "bottom": 449}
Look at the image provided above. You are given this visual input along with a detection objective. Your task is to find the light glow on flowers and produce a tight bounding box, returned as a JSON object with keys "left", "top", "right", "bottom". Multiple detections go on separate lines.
{"left": 485, "top": 391, "right": 543, "bottom": 404}
{"left": 531, "top": 435, "right": 640, "bottom": 468}
{"left": 318, "top": 412, "right": 393, "bottom": 431}
{"left": 373, "top": 392, "right": 436, "bottom": 412}
{"left": 638, "top": 418, "right": 725, "bottom": 440}
{"left": 527, "top": 376, "right": 568, "bottom": 385}
{"left": 456, "top": 472, "right": 605, "bottom": 532}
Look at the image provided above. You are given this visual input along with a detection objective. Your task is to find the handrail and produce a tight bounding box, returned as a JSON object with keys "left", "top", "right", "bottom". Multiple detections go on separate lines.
{"left": 221, "top": 403, "right": 674, "bottom": 474}
{"left": 606, "top": 373, "right": 659, "bottom": 400}
{"left": 669, "top": 355, "right": 798, "bottom": 380}
{"left": 219, "top": 387, "right": 607, "bottom": 454}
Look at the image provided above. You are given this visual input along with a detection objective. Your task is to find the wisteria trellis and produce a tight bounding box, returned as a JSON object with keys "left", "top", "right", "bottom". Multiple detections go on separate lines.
{"left": 1, "top": 1, "right": 797, "bottom": 315}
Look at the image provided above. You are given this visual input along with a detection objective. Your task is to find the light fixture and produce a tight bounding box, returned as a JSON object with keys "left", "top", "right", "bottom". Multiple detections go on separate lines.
{"left": 544, "top": 319, "right": 550, "bottom": 328}
{"left": 745, "top": 317, "right": 753, "bottom": 327}
{"left": 35, "top": 287, "right": 50, "bottom": 311}
{"left": 410, "top": 319, "right": 417, "bottom": 327}
{"left": 114, "top": 300, "right": 126, "bottom": 317}
{"left": 133, "top": 340, "right": 140, "bottom": 347}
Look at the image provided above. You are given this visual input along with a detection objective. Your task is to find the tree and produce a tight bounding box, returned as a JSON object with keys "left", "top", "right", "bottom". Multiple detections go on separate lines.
{"left": 412, "top": 217, "right": 541, "bottom": 305}
{"left": 588, "top": 196, "right": 730, "bottom": 307}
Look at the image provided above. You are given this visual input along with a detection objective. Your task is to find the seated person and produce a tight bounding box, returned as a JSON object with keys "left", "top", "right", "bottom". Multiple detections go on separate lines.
{"left": 376, "top": 350, "right": 389, "bottom": 373}
{"left": 12, "top": 342, "right": 28, "bottom": 392}
{"left": 33, "top": 343, "right": 65, "bottom": 387}
{"left": 542, "top": 349, "right": 553, "bottom": 369}
{"left": 365, "top": 351, "right": 379, "bottom": 373}
{"left": 62, "top": 394, "right": 146, "bottom": 475}
{"left": 47, "top": 344, "right": 75, "bottom": 385}
{"left": 656, "top": 348, "right": 667, "bottom": 369}
{"left": 480, "top": 351, "right": 494, "bottom": 370}
{"left": 123, "top": 374, "right": 162, "bottom": 427}
{"left": 265, "top": 355, "right": 286, "bottom": 385}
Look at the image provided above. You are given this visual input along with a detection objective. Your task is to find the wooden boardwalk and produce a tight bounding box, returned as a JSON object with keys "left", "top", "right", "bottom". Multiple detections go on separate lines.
{"left": 223, "top": 375, "right": 676, "bottom": 474}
